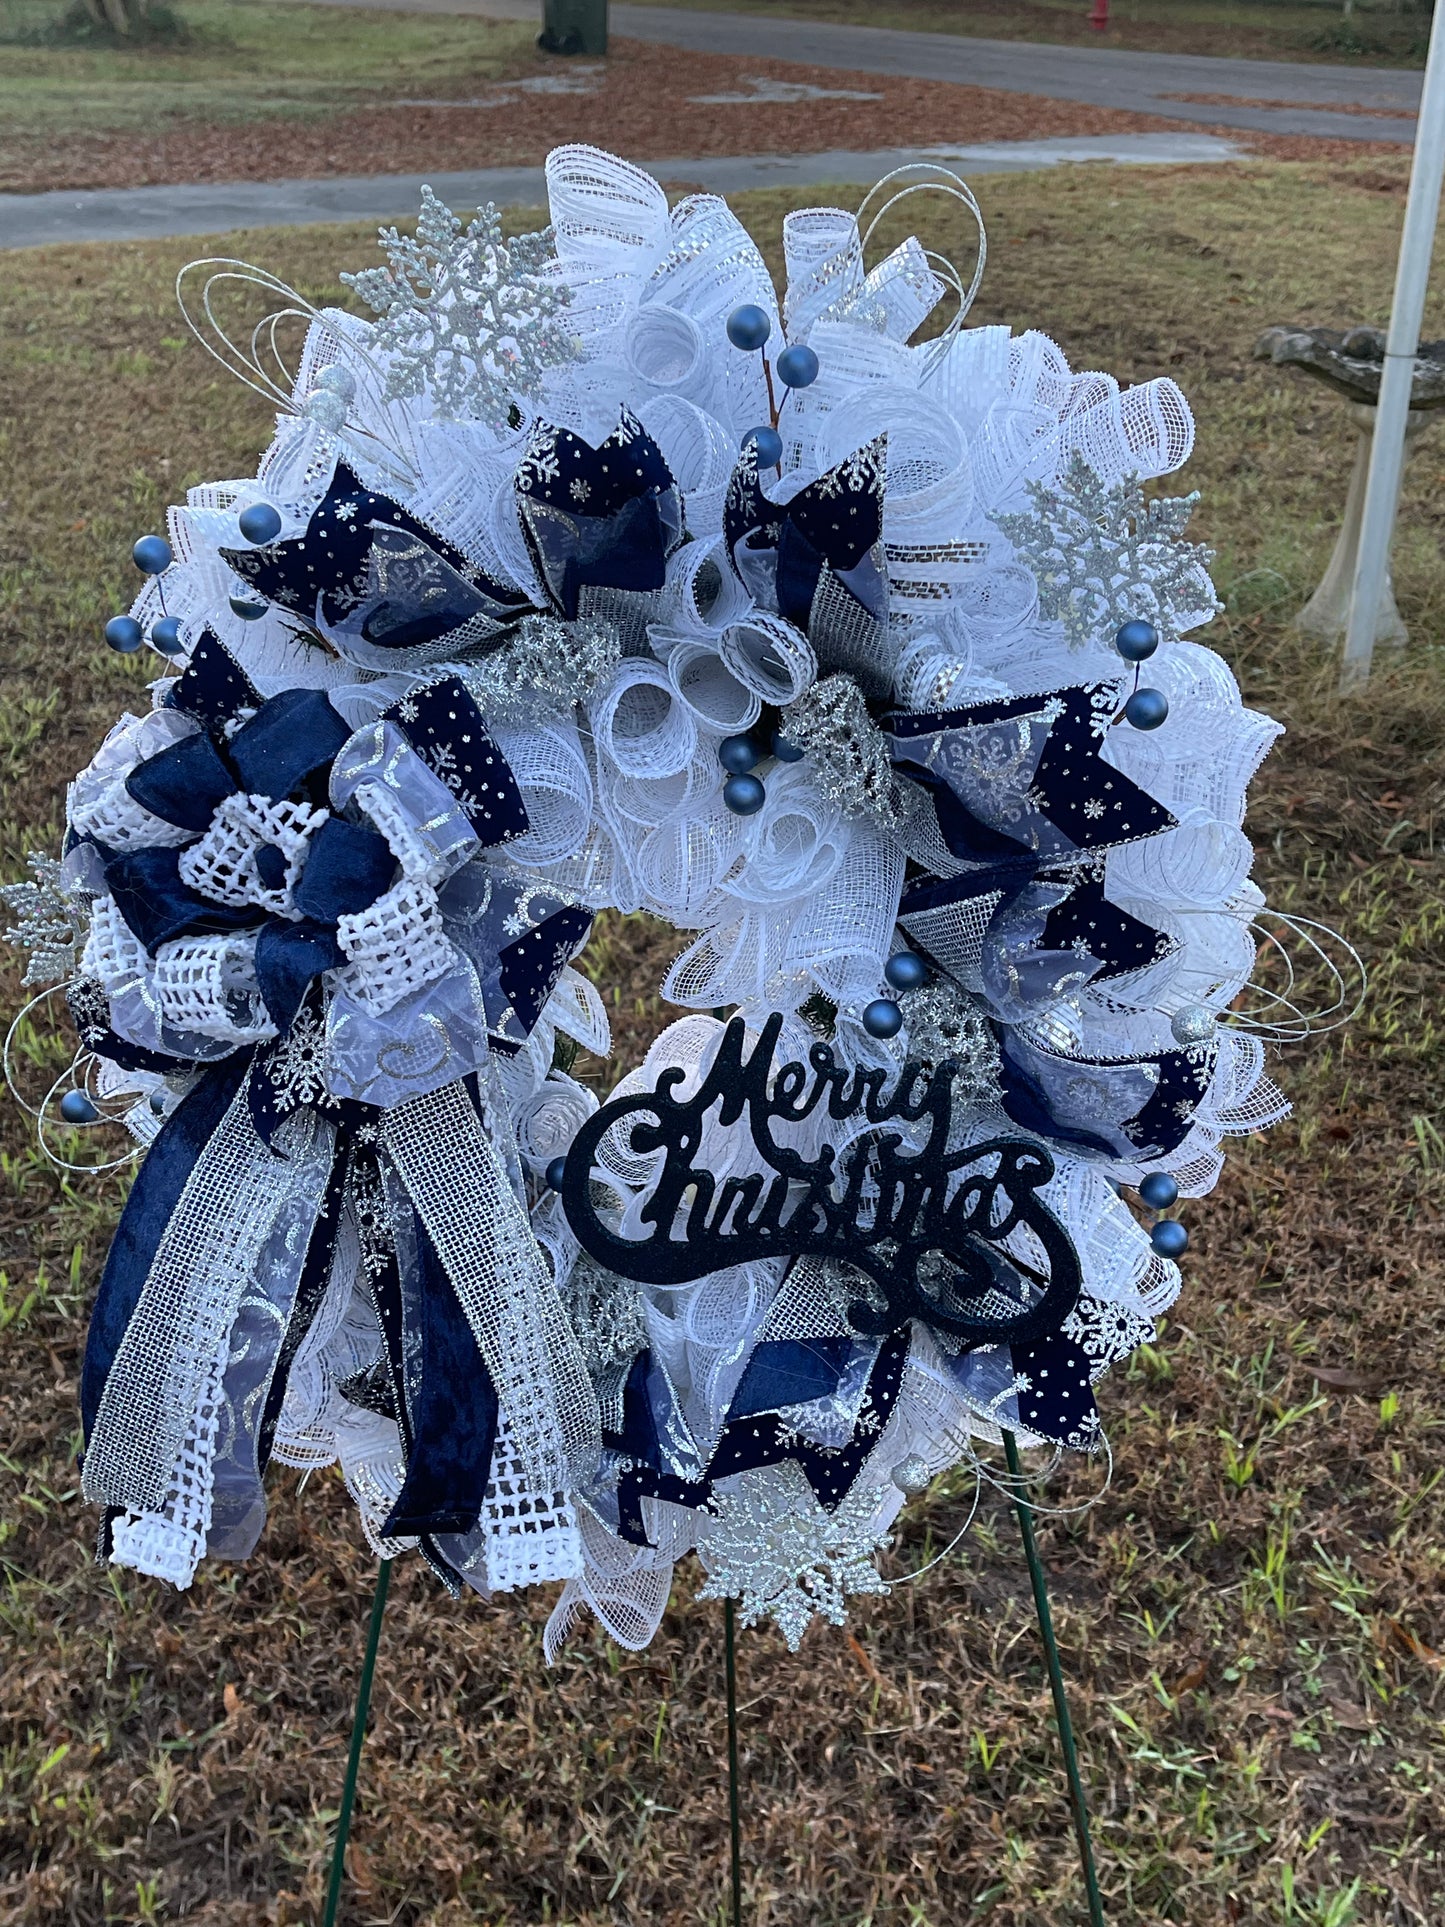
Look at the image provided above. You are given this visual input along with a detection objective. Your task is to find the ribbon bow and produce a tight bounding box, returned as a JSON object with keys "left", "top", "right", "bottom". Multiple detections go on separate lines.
{"left": 723, "top": 435, "right": 892, "bottom": 696}
{"left": 513, "top": 408, "right": 684, "bottom": 621}
{"left": 221, "top": 461, "right": 533, "bottom": 668}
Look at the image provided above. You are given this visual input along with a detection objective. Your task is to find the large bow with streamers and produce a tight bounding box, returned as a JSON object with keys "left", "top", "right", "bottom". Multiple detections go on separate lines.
{"left": 69, "top": 626, "right": 599, "bottom": 1589}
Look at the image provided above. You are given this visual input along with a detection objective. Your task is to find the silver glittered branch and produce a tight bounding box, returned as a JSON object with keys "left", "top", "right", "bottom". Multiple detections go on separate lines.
{"left": 464, "top": 615, "right": 621, "bottom": 724}
{"left": 1, "top": 852, "right": 88, "bottom": 987}
{"left": 781, "top": 674, "right": 900, "bottom": 825}
{"left": 996, "top": 452, "right": 1220, "bottom": 652}
{"left": 342, "top": 187, "right": 578, "bottom": 427}
{"left": 696, "top": 1463, "right": 891, "bottom": 1651}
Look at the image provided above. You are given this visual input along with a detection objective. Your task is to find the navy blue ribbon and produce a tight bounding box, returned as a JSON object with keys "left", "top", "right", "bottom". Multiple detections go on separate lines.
{"left": 162, "top": 630, "right": 263, "bottom": 732}
{"left": 728, "top": 1335, "right": 854, "bottom": 1419}
{"left": 253, "top": 920, "right": 346, "bottom": 1034}
{"left": 80, "top": 1049, "right": 253, "bottom": 1449}
{"left": 104, "top": 846, "right": 256, "bottom": 954}
{"left": 220, "top": 460, "right": 531, "bottom": 650}
{"left": 228, "top": 688, "right": 351, "bottom": 802}
{"left": 126, "top": 732, "right": 236, "bottom": 833}
{"left": 613, "top": 1333, "right": 908, "bottom": 1547}
{"left": 515, "top": 412, "right": 682, "bottom": 621}
{"left": 725, "top": 436, "right": 887, "bottom": 632}
{"left": 890, "top": 684, "right": 1176, "bottom": 863}
{"left": 382, "top": 1209, "right": 500, "bottom": 1539}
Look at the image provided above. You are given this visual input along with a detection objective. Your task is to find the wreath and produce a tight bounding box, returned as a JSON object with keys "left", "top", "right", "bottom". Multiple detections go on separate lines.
{"left": 4, "top": 147, "right": 1317, "bottom": 1653}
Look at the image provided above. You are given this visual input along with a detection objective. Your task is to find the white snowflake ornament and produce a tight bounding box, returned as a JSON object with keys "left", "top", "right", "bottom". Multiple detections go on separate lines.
{"left": 696, "top": 1463, "right": 891, "bottom": 1651}
{"left": 996, "top": 452, "right": 1219, "bottom": 651}
{"left": 343, "top": 188, "right": 578, "bottom": 427}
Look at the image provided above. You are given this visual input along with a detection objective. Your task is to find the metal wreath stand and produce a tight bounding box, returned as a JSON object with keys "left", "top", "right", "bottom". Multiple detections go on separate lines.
{"left": 321, "top": 1441, "right": 1104, "bottom": 1927}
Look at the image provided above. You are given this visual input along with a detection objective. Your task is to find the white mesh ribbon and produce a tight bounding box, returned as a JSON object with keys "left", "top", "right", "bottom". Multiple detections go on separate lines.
{"left": 783, "top": 207, "right": 865, "bottom": 341}
{"left": 590, "top": 658, "right": 698, "bottom": 780}
{"left": 719, "top": 613, "right": 818, "bottom": 706}
{"left": 665, "top": 639, "right": 762, "bottom": 736}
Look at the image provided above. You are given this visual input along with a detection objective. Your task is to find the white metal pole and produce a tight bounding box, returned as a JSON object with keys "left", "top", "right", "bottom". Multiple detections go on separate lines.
{"left": 1340, "top": 2, "right": 1445, "bottom": 690}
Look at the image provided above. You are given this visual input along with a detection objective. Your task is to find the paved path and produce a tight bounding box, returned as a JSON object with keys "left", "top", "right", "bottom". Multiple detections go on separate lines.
{"left": 285, "top": 0, "right": 1423, "bottom": 143}
{"left": 0, "top": 133, "right": 1243, "bottom": 249}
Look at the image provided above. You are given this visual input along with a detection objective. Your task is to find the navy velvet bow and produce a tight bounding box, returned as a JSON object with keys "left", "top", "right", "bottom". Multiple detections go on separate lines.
{"left": 888, "top": 682, "right": 1176, "bottom": 865}
{"left": 513, "top": 409, "right": 684, "bottom": 620}
{"left": 723, "top": 435, "right": 891, "bottom": 693}
{"left": 118, "top": 637, "right": 528, "bottom": 1033}
{"left": 607, "top": 1334, "right": 910, "bottom": 1547}
{"left": 220, "top": 461, "right": 532, "bottom": 655}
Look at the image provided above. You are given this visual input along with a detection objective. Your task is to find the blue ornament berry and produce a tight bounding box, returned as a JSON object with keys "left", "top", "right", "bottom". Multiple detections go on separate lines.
{"left": 744, "top": 425, "right": 783, "bottom": 469}
{"left": 1124, "top": 687, "right": 1169, "bottom": 731}
{"left": 132, "top": 534, "right": 173, "bottom": 576}
{"left": 862, "top": 998, "right": 903, "bottom": 1040}
{"left": 1138, "top": 1170, "right": 1179, "bottom": 1212}
{"left": 150, "top": 616, "right": 185, "bottom": 655}
{"left": 545, "top": 1155, "right": 569, "bottom": 1191}
{"left": 776, "top": 344, "right": 820, "bottom": 389}
{"left": 105, "top": 614, "right": 144, "bottom": 654}
{"left": 1150, "top": 1218, "right": 1189, "bottom": 1259}
{"left": 60, "top": 1089, "right": 99, "bottom": 1125}
{"left": 229, "top": 594, "right": 268, "bottom": 621}
{"left": 1115, "top": 618, "right": 1159, "bottom": 662}
{"left": 723, "top": 773, "right": 767, "bottom": 816}
{"left": 237, "top": 501, "right": 283, "bottom": 545}
{"left": 149, "top": 1090, "right": 169, "bottom": 1116}
{"left": 771, "top": 729, "right": 804, "bottom": 764}
{"left": 726, "top": 304, "right": 772, "bottom": 352}
{"left": 718, "top": 734, "right": 760, "bottom": 775}
{"left": 884, "top": 950, "right": 928, "bottom": 992}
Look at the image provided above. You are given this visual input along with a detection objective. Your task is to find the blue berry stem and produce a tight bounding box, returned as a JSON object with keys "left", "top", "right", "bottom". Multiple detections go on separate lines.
{"left": 761, "top": 351, "right": 779, "bottom": 431}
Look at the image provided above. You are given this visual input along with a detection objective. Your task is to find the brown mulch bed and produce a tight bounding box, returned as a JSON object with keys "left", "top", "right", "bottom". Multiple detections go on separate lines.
{"left": 0, "top": 38, "right": 1186, "bottom": 193}
{"left": 1243, "top": 131, "right": 1413, "bottom": 166}
{"left": 1162, "top": 90, "right": 1418, "bottom": 119}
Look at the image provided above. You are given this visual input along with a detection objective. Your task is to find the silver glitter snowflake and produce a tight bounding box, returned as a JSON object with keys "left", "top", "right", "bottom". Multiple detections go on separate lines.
{"left": 1, "top": 852, "right": 87, "bottom": 987}
{"left": 465, "top": 614, "right": 621, "bottom": 724}
{"left": 265, "top": 1003, "right": 335, "bottom": 1112}
{"left": 995, "top": 453, "right": 1219, "bottom": 652}
{"left": 695, "top": 1463, "right": 891, "bottom": 1651}
{"left": 780, "top": 674, "right": 898, "bottom": 824}
{"left": 342, "top": 189, "right": 577, "bottom": 427}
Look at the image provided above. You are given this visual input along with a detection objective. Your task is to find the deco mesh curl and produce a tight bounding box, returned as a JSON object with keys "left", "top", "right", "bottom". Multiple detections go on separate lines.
{"left": 5, "top": 147, "right": 1297, "bottom": 1654}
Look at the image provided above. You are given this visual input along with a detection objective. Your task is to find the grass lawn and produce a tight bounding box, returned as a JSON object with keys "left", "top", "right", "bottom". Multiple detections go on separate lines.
{"left": 622, "top": 0, "right": 1438, "bottom": 67}
{"left": 1, "top": 157, "right": 1444, "bottom": 1926}
{"left": 0, "top": 0, "right": 537, "bottom": 137}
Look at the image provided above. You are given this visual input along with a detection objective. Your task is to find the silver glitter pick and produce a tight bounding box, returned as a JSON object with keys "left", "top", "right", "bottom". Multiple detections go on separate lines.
{"left": 343, "top": 188, "right": 577, "bottom": 427}
{"left": 695, "top": 1462, "right": 890, "bottom": 1651}
{"left": 1, "top": 852, "right": 87, "bottom": 987}
{"left": 898, "top": 980, "right": 1001, "bottom": 1110}
{"left": 995, "top": 452, "right": 1219, "bottom": 652}
{"left": 465, "top": 614, "right": 620, "bottom": 724}
{"left": 780, "top": 674, "right": 898, "bottom": 825}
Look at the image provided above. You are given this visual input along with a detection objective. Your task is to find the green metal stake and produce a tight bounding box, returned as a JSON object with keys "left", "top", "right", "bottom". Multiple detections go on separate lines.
{"left": 322, "top": 1557, "right": 393, "bottom": 1927}
{"left": 1001, "top": 1431, "right": 1106, "bottom": 1927}
{"left": 723, "top": 1597, "right": 744, "bottom": 1927}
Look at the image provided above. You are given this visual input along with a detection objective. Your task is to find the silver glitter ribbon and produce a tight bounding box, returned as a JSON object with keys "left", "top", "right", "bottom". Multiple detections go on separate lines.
{"left": 82, "top": 1086, "right": 335, "bottom": 1514}
{"left": 378, "top": 1076, "right": 600, "bottom": 1490}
